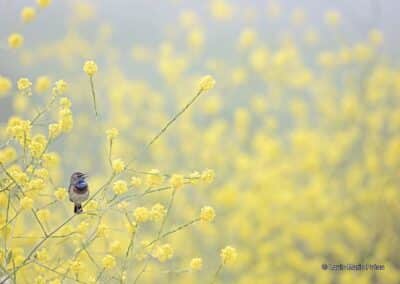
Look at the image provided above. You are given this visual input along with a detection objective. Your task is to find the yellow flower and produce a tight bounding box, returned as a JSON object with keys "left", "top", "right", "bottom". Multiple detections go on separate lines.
{"left": 37, "top": 209, "right": 50, "bottom": 222}
{"left": 238, "top": 28, "right": 256, "bottom": 49}
{"left": 59, "top": 97, "right": 72, "bottom": 108}
{"left": 324, "top": 10, "right": 341, "bottom": 26}
{"left": 48, "top": 123, "right": 61, "bottom": 139}
{"left": 130, "top": 176, "right": 142, "bottom": 187}
{"left": 145, "top": 169, "right": 163, "bottom": 186}
{"left": 53, "top": 80, "right": 67, "bottom": 95}
{"left": 113, "top": 180, "right": 128, "bottom": 195}
{"left": 70, "top": 260, "right": 84, "bottom": 273}
{"left": 102, "top": 254, "right": 116, "bottom": 269}
{"left": 369, "top": 29, "right": 383, "bottom": 45}
{"left": 20, "top": 196, "right": 33, "bottom": 210}
{"left": 85, "top": 200, "right": 98, "bottom": 211}
{"left": 29, "top": 134, "right": 47, "bottom": 158}
{"left": 77, "top": 221, "right": 89, "bottom": 234}
{"left": 17, "top": 78, "right": 32, "bottom": 95}
{"left": 8, "top": 33, "right": 24, "bottom": 49}
{"left": 0, "top": 76, "right": 12, "bottom": 95}
{"left": 54, "top": 187, "right": 67, "bottom": 200}
{"left": 109, "top": 241, "right": 123, "bottom": 256}
{"left": 83, "top": 60, "right": 98, "bottom": 76}
{"left": 231, "top": 68, "right": 247, "bottom": 86}
{"left": 134, "top": 207, "right": 150, "bottom": 223}
{"left": 153, "top": 244, "right": 174, "bottom": 262}
{"left": 25, "top": 178, "right": 45, "bottom": 196}
{"left": 34, "top": 275, "right": 45, "bottom": 284}
{"left": 220, "top": 246, "right": 237, "bottom": 264}
{"left": 249, "top": 48, "right": 268, "bottom": 71}
{"left": 112, "top": 159, "right": 125, "bottom": 173}
{"left": 42, "top": 152, "right": 60, "bottom": 168}
{"left": 97, "top": 223, "right": 109, "bottom": 238}
{"left": 58, "top": 108, "right": 73, "bottom": 132}
{"left": 117, "top": 201, "right": 129, "bottom": 210}
{"left": 199, "top": 75, "right": 216, "bottom": 91}
{"left": 187, "top": 28, "right": 204, "bottom": 49}
{"left": 37, "top": 0, "right": 52, "bottom": 8}
{"left": 201, "top": 169, "right": 215, "bottom": 184}
{"left": 35, "top": 76, "right": 51, "bottom": 93}
{"left": 180, "top": 10, "right": 198, "bottom": 29}
{"left": 200, "top": 206, "right": 216, "bottom": 222}
{"left": 169, "top": 174, "right": 184, "bottom": 190}
{"left": 150, "top": 203, "right": 166, "bottom": 221}
{"left": 35, "top": 168, "right": 48, "bottom": 179}
{"left": 210, "top": 0, "right": 233, "bottom": 21}
{"left": 21, "top": 7, "right": 36, "bottom": 23}
{"left": 190, "top": 257, "right": 203, "bottom": 271}
{"left": 106, "top": 128, "right": 119, "bottom": 140}
{"left": 0, "top": 147, "right": 17, "bottom": 164}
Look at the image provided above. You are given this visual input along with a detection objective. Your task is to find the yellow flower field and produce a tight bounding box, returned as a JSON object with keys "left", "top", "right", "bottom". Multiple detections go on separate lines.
{"left": 0, "top": 1, "right": 399, "bottom": 283}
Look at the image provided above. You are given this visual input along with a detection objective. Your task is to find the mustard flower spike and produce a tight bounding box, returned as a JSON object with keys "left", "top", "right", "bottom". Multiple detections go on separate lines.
{"left": 113, "top": 180, "right": 128, "bottom": 195}
{"left": 8, "top": 33, "right": 24, "bottom": 49}
{"left": 102, "top": 254, "right": 116, "bottom": 269}
{"left": 199, "top": 75, "right": 216, "bottom": 91}
{"left": 169, "top": 174, "right": 184, "bottom": 190}
{"left": 220, "top": 246, "right": 238, "bottom": 265}
{"left": 21, "top": 7, "right": 36, "bottom": 23}
{"left": 83, "top": 60, "right": 99, "bottom": 117}
{"left": 17, "top": 78, "right": 32, "bottom": 96}
{"left": 106, "top": 128, "right": 119, "bottom": 140}
{"left": 53, "top": 80, "right": 68, "bottom": 95}
{"left": 83, "top": 60, "right": 98, "bottom": 76}
{"left": 190, "top": 257, "right": 203, "bottom": 271}
{"left": 37, "top": 0, "right": 52, "bottom": 8}
{"left": 54, "top": 187, "right": 67, "bottom": 200}
{"left": 20, "top": 196, "right": 33, "bottom": 210}
{"left": 200, "top": 206, "right": 216, "bottom": 222}
{"left": 0, "top": 76, "right": 12, "bottom": 95}
{"left": 134, "top": 207, "right": 150, "bottom": 223}
{"left": 112, "top": 158, "right": 125, "bottom": 173}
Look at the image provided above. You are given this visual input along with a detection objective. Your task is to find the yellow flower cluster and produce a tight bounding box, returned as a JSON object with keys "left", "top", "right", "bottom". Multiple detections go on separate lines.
{"left": 220, "top": 246, "right": 237, "bottom": 265}
{"left": 200, "top": 206, "right": 216, "bottom": 222}
{"left": 190, "top": 257, "right": 203, "bottom": 271}
{"left": 199, "top": 75, "right": 216, "bottom": 91}
{"left": 112, "top": 158, "right": 125, "bottom": 173}
{"left": 153, "top": 243, "right": 174, "bottom": 262}
{"left": 169, "top": 173, "right": 184, "bottom": 189}
{"left": 113, "top": 180, "right": 128, "bottom": 195}
{"left": 133, "top": 206, "right": 150, "bottom": 223}
{"left": 0, "top": 76, "right": 12, "bottom": 95}
{"left": 21, "top": 7, "right": 36, "bottom": 23}
{"left": 8, "top": 33, "right": 24, "bottom": 48}
{"left": 83, "top": 60, "right": 98, "bottom": 76}
{"left": 106, "top": 127, "right": 119, "bottom": 140}
{"left": 102, "top": 254, "right": 116, "bottom": 269}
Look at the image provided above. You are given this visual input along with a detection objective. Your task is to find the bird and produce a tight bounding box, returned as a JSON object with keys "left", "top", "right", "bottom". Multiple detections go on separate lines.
{"left": 69, "top": 172, "right": 89, "bottom": 214}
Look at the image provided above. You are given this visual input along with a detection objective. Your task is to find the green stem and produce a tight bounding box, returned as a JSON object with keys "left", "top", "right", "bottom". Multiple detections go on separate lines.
{"left": 212, "top": 263, "right": 224, "bottom": 284}
{"left": 89, "top": 75, "right": 99, "bottom": 118}
{"left": 146, "top": 89, "right": 203, "bottom": 148}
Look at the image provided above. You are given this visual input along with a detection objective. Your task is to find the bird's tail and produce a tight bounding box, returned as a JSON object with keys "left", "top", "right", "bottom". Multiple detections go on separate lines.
{"left": 74, "top": 204, "right": 83, "bottom": 214}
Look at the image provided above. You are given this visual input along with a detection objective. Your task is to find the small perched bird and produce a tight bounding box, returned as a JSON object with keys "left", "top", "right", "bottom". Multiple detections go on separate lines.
{"left": 69, "top": 172, "right": 89, "bottom": 214}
